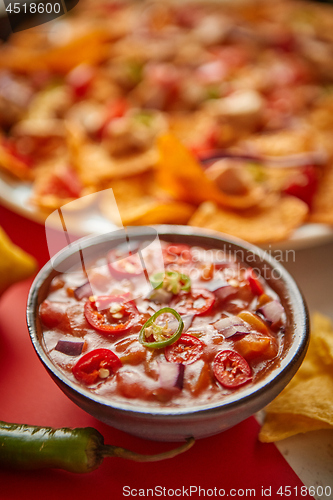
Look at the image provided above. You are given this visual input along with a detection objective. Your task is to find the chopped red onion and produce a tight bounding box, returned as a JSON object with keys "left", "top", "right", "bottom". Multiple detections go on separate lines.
{"left": 55, "top": 340, "right": 84, "bottom": 356}
{"left": 200, "top": 149, "right": 326, "bottom": 168}
{"left": 258, "top": 300, "right": 284, "bottom": 325}
{"left": 182, "top": 314, "right": 194, "bottom": 332}
{"left": 74, "top": 282, "right": 93, "bottom": 300}
{"left": 204, "top": 279, "right": 229, "bottom": 292}
{"left": 214, "top": 285, "right": 238, "bottom": 302}
{"left": 214, "top": 316, "right": 250, "bottom": 338}
{"left": 158, "top": 363, "right": 185, "bottom": 391}
{"left": 166, "top": 314, "right": 193, "bottom": 334}
{"left": 175, "top": 364, "right": 185, "bottom": 390}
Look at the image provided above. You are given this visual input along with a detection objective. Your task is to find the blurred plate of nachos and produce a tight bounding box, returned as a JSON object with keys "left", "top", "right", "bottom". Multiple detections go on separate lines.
{"left": 1, "top": 0, "right": 333, "bottom": 249}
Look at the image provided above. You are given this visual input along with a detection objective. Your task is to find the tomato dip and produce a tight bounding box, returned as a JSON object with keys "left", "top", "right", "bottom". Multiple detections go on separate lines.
{"left": 39, "top": 241, "right": 286, "bottom": 408}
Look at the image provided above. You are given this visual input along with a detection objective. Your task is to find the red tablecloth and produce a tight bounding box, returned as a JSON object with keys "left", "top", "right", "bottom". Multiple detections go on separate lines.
{"left": 0, "top": 205, "right": 313, "bottom": 500}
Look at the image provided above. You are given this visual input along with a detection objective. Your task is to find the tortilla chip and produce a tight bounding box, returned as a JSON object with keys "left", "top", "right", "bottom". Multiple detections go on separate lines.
{"left": 259, "top": 313, "right": 333, "bottom": 442}
{"left": 188, "top": 196, "right": 308, "bottom": 244}
{"left": 68, "top": 126, "right": 158, "bottom": 187}
{"left": 259, "top": 413, "right": 332, "bottom": 443}
{"left": 101, "top": 175, "right": 195, "bottom": 226}
{"left": 30, "top": 160, "right": 87, "bottom": 211}
{"left": 312, "top": 314, "right": 333, "bottom": 366}
{"left": 25, "top": 86, "right": 71, "bottom": 122}
{"left": 0, "top": 26, "right": 109, "bottom": 74}
{"left": 244, "top": 129, "right": 318, "bottom": 157}
{"left": 117, "top": 198, "right": 195, "bottom": 226}
{"left": 168, "top": 111, "right": 219, "bottom": 150}
{"left": 156, "top": 134, "right": 263, "bottom": 210}
{"left": 0, "top": 140, "right": 33, "bottom": 181}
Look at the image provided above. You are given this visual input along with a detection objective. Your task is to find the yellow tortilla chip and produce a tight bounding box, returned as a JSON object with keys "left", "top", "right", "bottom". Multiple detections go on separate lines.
{"left": 117, "top": 199, "right": 195, "bottom": 226}
{"left": 244, "top": 129, "right": 318, "bottom": 157}
{"left": 101, "top": 175, "right": 195, "bottom": 226}
{"left": 0, "top": 26, "right": 109, "bottom": 74}
{"left": 67, "top": 122, "right": 158, "bottom": 188}
{"left": 311, "top": 314, "right": 333, "bottom": 366}
{"left": 188, "top": 197, "right": 308, "bottom": 245}
{"left": 30, "top": 160, "right": 88, "bottom": 211}
{"left": 259, "top": 413, "right": 332, "bottom": 443}
{"left": 0, "top": 140, "right": 34, "bottom": 181}
{"left": 156, "top": 134, "right": 263, "bottom": 210}
{"left": 259, "top": 313, "right": 333, "bottom": 442}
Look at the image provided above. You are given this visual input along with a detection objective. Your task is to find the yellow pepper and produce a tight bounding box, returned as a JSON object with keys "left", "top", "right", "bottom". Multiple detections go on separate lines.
{"left": 0, "top": 226, "right": 37, "bottom": 296}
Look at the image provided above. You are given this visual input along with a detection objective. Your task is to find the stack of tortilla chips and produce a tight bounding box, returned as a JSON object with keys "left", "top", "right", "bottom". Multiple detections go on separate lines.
{"left": 259, "top": 313, "right": 333, "bottom": 442}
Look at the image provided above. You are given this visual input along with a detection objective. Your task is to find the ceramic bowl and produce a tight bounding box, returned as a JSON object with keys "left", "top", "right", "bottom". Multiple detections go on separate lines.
{"left": 27, "top": 226, "right": 309, "bottom": 441}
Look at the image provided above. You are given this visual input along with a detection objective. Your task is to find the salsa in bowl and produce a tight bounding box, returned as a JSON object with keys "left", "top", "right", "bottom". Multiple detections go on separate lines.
{"left": 27, "top": 226, "right": 309, "bottom": 441}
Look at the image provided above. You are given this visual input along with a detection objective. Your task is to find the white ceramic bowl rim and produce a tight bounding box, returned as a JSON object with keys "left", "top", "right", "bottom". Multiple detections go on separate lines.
{"left": 27, "top": 225, "right": 309, "bottom": 418}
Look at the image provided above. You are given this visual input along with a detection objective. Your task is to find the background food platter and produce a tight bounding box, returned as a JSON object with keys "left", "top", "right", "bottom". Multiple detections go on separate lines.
{"left": 1, "top": 169, "right": 333, "bottom": 251}
{"left": 1, "top": 0, "right": 333, "bottom": 252}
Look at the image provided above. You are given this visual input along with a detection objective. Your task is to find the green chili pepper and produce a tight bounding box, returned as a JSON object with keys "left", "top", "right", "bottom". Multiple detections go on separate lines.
{"left": 139, "top": 307, "right": 184, "bottom": 349}
{"left": 150, "top": 271, "right": 191, "bottom": 294}
{"left": 0, "top": 420, "right": 194, "bottom": 473}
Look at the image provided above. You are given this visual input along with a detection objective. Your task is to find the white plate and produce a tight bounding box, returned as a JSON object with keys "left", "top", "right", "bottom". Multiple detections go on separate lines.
{"left": 1, "top": 170, "right": 333, "bottom": 251}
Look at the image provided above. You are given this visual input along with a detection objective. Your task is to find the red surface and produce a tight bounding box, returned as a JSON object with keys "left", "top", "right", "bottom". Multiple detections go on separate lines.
{"left": 0, "top": 205, "right": 313, "bottom": 500}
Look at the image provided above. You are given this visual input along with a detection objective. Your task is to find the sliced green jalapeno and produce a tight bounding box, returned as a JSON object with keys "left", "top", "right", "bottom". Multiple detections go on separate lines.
{"left": 150, "top": 271, "right": 191, "bottom": 295}
{"left": 139, "top": 307, "right": 184, "bottom": 349}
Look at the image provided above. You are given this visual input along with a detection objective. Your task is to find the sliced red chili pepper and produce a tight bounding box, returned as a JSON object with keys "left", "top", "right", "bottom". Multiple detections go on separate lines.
{"left": 246, "top": 268, "right": 264, "bottom": 296}
{"left": 107, "top": 251, "right": 143, "bottom": 280}
{"left": 84, "top": 295, "right": 140, "bottom": 335}
{"left": 163, "top": 244, "right": 192, "bottom": 266}
{"left": 171, "top": 288, "right": 215, "bottom": 316}
{"left": 213, "top": 350, "right": 252, "bottom": 389}
{"left": 72, "top": 348, "right": 122, "bottom": 385}
{"left": 165, "top": 334, "right": 204, "bottom": 365}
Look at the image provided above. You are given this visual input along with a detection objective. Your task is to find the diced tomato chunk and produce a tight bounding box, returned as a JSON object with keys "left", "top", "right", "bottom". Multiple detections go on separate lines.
{"left": 49, "top": 276, "right": 65, "bottom": 292}
{"left": 39, "top": 301, "right": 58, "bottom": 328}
{"left": 116, "top": 370, "right": 152, "bottom": 399}
{"left": 119, "top": 344, "right": 147, "bottom": 365}
{"left": 238, "top": 311, "right": 269, "bottom": 335}
{"left": 200, "top": 262, "right": 215, "bottom": 281}
{"left": 184, "top": 362, "right": 212, "bottom": 395}
{"left": 39, "top": 300, "right": 88, "bottom": 335}
{"left": 257, "top": 293, "right": 272, "bottom": 308}
{"left": 246, "top": 268, "right": 264, "bottom": 296}
{"left": 66, "top": 304, "right": 90, "bottom": 336}
{"left": 235, "top": 333, "right": 278, "bottom": 360}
